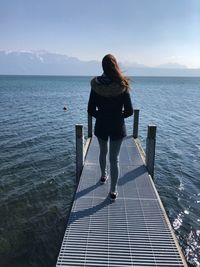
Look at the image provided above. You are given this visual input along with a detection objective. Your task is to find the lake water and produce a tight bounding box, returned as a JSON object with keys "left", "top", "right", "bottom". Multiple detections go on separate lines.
{"left": 0, "top": 75, "right": 199, "bottom": 267}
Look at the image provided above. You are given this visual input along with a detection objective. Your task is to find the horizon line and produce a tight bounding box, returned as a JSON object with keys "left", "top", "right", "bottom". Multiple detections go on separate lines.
{"left": 1, "top": 74, "right": 200, "bottom": 78}
{"left": 1, "top": 49, "right": 200, "bottom": 70}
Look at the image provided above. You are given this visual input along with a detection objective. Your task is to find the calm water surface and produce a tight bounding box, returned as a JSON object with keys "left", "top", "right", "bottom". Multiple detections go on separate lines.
{"left": 0, "top": 75, "right": 199, "bottom": 266}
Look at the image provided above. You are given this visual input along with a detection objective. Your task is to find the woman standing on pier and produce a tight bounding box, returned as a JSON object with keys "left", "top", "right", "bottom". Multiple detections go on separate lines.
{"left": 87, "top": 54, "right": 133, "bottom": 200}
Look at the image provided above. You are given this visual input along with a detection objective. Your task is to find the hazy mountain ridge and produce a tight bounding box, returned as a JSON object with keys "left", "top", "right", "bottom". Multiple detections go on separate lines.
{"left": 0, "top": 51, "right": 200, "bottom": 76}
{"left": 0, "top": 51, "right": 101, "bottom": 75}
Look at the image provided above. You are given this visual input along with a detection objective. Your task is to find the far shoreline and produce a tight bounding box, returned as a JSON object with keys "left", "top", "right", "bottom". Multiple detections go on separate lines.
{"left": 0, "top": 74, "right": 200, "bottom": 78}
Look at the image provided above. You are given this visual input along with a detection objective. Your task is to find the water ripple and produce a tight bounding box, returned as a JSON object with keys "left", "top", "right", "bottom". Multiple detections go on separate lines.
{"left": 0, "top": 76, "right": 200, "bottom": 266}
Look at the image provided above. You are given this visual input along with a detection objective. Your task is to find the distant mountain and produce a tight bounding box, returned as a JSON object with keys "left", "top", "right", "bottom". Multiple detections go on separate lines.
{"left": 0, "top": 51, "right": 101, "bottom": 75}
{"left": 123, "top": 65, "right": 200, "bottom": 77}
{"left": 156, "top": 63, "right": 187, "bottom": 69}
{"left": 0, "top": 50, "right": 200, "bottom": 76}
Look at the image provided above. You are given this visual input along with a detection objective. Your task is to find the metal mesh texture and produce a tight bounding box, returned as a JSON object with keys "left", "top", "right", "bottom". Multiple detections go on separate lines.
{"left": 56, "top": 136, "right": 186, "bottom": 267}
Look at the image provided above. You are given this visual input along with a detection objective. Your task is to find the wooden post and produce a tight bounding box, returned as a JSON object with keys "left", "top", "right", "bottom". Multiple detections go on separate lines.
{"left": 133, "top": 109, "right": 139, "bottom": 138}
{"left": 88, "top": 114, "right": 92, "bottom": 138}
{"left": 146, "top": 125, "right": 157, "bottom": 178}
{"left": 76, "top": 125, "right": 84, "bottom": 183}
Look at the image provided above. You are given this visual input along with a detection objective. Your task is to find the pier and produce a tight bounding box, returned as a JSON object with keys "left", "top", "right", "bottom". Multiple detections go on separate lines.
{"left": 56, "top": 111, "right": 188, "bottom": 267}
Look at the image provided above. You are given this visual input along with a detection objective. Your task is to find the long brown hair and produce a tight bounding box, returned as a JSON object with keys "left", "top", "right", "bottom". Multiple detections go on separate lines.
{"left": 102, "top": 54, "right": 129, "bottom": 89}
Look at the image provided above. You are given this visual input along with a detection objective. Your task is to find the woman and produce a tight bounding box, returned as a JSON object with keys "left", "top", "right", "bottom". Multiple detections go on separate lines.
{"left": 87, "top": 54, "right": 133, "bottom": 200}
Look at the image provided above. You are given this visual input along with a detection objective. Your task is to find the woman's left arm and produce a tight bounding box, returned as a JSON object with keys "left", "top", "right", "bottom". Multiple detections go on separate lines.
{"left": 122, "top": 91, "right": 134, "bottom": 118}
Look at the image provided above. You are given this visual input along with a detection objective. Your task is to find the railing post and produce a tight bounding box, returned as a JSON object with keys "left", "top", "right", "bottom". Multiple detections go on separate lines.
{"left": 133, "top": 109, "right": 139, "bottom": 138}
{"left": 146, "top": 125, "right": 157, "bottom": 178}
{"left": 76, "top": 125, "right": 84, "bottom": 183}
{"left": 88, "top": 114, "right": 92, "bottom": 138}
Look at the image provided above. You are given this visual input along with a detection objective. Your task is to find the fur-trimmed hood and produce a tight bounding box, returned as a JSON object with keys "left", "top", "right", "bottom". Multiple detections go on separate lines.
{"left": 91, "top": 77, "right": 127, "bottom": 97}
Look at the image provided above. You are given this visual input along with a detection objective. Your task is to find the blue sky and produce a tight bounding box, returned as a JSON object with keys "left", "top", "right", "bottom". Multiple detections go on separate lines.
{"left": 0, "top": 0, "right": 200, "bottom": 68}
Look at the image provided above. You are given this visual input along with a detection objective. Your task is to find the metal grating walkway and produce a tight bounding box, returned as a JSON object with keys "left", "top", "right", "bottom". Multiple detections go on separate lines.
{"left": 56, "top": 136, "right": 187, "bottom": 267}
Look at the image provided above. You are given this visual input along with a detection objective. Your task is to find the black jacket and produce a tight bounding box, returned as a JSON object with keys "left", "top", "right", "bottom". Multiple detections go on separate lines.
{"left": 87, "top": 77, "right": 133, "bottom": 141}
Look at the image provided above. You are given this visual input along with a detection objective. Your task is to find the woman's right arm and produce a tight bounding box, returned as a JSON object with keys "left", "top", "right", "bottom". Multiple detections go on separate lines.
{"left": 122, "top": 91, "right": 134, "bottom": 118}
{"left": 87, "top": 89, "right": 98, "bottom": 118}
